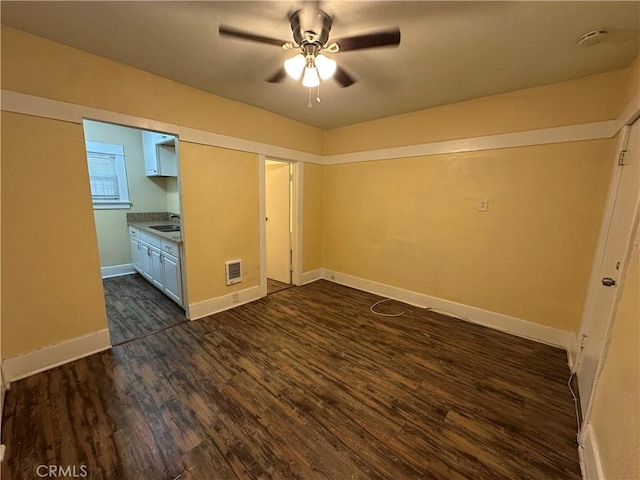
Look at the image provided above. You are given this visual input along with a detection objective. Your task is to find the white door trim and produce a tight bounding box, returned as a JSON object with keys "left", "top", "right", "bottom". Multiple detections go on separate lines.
{"left": 292, "top": 162, "right": 304, "bottom": 286}
{"left": 258, "top": 154, "right": 268, "bottom": 298}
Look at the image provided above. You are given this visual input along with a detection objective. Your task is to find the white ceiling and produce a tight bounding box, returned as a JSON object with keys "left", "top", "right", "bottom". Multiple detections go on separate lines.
{"left": 2, "top": 1, "right": 639, "bottom": 129}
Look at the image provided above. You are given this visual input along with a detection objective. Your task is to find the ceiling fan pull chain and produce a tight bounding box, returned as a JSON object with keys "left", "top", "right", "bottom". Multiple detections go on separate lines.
{"left": 307, "top": 88, "right": 313, "bottom": 108}
{"left": 316, "top": 83, "right": 321, "bottom": 103}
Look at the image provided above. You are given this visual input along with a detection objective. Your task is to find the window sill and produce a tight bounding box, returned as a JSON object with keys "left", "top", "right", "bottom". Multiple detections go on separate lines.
{"left": 93, "top": 201, "right": 132, "bottom": 210}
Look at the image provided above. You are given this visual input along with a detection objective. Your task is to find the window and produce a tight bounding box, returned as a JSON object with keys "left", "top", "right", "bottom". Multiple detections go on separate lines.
{"left": 86, "top": 141, "right": 131, "bottom": 209}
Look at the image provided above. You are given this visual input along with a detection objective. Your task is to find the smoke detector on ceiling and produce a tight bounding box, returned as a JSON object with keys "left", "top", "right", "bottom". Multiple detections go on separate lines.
{"left": 578, "top": 30, "right": 608, "bottom": 47}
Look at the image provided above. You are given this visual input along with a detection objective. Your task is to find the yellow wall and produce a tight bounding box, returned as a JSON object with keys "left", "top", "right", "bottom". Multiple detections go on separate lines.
{"left": 322, "top": 140, "right": 613, "bottom": 332}
{"left": 1, "top": 26, "right": 324, "bottom": 155}
{"left": 84, "top": 120, "right": 171, "bottom": 267}
{"left": 1, "top": 112, "right": 108, "bottom": 357}
{"left": 180, "top": 143, "right": 259, "bottom": 303}
{"left": 622, "top": 55, "right": 640, "bottom": 109}
{"left": 302, "top": 163, "right": 324, "bottom": 273}
{"left": 324, "top": 68, "right": 629, "bottom": 155}
{"left": 589, "top": 222, "right": 639, "bottom": 479}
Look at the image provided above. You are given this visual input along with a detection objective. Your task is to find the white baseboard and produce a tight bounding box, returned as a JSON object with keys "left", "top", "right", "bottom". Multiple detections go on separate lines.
{"left": 3, "top": 329, "right": 112, "bottom": 382}
{"left": 321, "top": 269, "right": 574, "bottom": 350}
{"left": 101, "top": 263, "right": 136, "bottom": 278}
{"left": 567, "top": 333, "right": 580, "bottom": 372}
{"left": 188, "top": 284, "right": 264, "bottom": 321}
{"left": 301, "top": 268, "right": 323, "bottom": 285}
{"left": 579, "top": 424, "right": 603, "bottom": 480}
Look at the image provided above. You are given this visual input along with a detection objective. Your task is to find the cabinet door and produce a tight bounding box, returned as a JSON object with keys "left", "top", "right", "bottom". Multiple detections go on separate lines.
{"left": 130, "top": 237, "right": 142, "bottom": 273}
{"left": 161, "top": 253, "right": 182, "bottom": 305}
{"left": 149, "top": 247, "right": 163, "bottom": 289}
{"left": 157, "top": 144, "right": 177, "bottom": 176}
{"left": 141, "top": 131, "right": 160, "bottom": 176}
{"left": 139, "top": 244, "right": 153, "bottom": 281}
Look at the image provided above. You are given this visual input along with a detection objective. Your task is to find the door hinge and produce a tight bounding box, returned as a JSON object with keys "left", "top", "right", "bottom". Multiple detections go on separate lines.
{"left": 618, "top": 150, "right": 627, "bottom": 166}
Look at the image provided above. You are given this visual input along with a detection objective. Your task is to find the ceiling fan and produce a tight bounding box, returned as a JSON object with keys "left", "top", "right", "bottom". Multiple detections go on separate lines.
{"left": 218, "top": 6, "right": 401, "bottom": 90}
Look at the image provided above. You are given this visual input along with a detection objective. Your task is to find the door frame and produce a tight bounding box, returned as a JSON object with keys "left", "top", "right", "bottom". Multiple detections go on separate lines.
{"left": 576, "top": 114, "right": 640, "bottom": 426}
{"left": 259, "top": 155, "right": 303, "bottom": 297}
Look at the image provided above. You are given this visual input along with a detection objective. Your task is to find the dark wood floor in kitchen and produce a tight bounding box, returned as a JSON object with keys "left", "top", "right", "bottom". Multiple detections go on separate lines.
{"left": 1, "top": 280, "right": 581, "bottom": 480}
{"left": 103, "top": 273, "right": 187, "bottom": 345}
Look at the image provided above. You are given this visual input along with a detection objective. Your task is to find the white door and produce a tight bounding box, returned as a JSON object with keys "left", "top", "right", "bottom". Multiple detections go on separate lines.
{"left": 266, "top": 161, "right": 291, "bottom": 284}
{"left": 577, "top": 120, "right": 640, "bottom": 418}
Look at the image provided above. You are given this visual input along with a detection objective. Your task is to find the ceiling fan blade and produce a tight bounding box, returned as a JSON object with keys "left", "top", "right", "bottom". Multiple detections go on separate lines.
{"left": 218, "top": 25, "right": 286, "bottom": 47}
{"left": 334, "top": 66, "right": 356, "bottom": 88}
{"left": 266, "top": 68, "right": 287, "bottom": 83}
{"left": 333, "top": 28, "right": 401, "bottom": 52}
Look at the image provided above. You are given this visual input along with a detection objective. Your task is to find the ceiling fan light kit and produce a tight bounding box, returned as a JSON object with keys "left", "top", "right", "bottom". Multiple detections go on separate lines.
{"left": 219, "top": 6, "right": 401, "bottom": 105}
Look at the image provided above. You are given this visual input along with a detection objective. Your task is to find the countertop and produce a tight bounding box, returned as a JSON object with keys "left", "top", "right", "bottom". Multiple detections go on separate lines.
{"left": 128, "top": 221, "right": 182, "bottom": 243}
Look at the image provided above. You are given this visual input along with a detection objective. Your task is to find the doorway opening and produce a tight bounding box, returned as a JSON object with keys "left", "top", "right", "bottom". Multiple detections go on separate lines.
{"left": 82, "top": 119, "right": 188, "bottom": 345}
{"left": 265, "top": 159, "right": 295, "bottom": 295}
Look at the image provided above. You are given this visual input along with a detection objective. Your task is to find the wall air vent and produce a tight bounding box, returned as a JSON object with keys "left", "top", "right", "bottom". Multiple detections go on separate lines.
{"left": 225, "top": 260, "right": 242, "bottom": 285}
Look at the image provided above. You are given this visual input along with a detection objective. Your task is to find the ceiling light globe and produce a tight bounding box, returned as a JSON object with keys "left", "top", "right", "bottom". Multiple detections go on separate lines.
{"left": 315, "top": 54, "right": 336, "bottom": 80}
{"left": 284, "top": 54, "right": 305, "bottom": 80}
{"left": 302, "top": 66, "right": 320, "bottom": 87}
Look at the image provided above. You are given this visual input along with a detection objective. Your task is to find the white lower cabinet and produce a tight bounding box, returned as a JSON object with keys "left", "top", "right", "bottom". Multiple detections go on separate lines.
{"left": 129, "top": 227, "right": 183, "bottom": 306}
{"left": 161, "top": 253, "right": 182, "bottom": 304}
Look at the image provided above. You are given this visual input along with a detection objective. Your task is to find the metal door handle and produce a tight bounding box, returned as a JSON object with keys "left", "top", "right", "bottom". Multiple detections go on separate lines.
{"left": 602, "top": 277, "right": 616, "bottom": 287}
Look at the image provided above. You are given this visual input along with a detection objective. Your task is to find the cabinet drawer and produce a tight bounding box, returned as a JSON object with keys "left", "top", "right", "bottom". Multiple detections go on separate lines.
{"left": 129, "top": 227, "right": 139, "bottom": 238}
{"left": 140, "top": 230, "right": 161, "bottom": 248}
{"left": 161, "top": 239, "right": 179, "bottom": 256}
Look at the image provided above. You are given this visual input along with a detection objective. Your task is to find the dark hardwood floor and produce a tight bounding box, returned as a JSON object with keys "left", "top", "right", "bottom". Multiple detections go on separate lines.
{"left": 267, "top": 278, "right": 292, "bottom": 295}
{"left": 103, "top": 273, "right": 187, "bottom": 345}
{"left": 2, "top": 280, "right": 581, "bottom": 479}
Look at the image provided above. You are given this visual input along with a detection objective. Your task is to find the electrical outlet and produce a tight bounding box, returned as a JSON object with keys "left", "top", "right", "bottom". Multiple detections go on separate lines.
{"left": 232, "top": 292, "right": 239, "bottom": 304}
{"left": 478, "top": 199, "right": 489, "bottom": 212}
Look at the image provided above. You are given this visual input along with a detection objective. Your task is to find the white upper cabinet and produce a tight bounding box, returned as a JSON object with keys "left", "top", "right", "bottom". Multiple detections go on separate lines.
{"left": 142, "top": 131, "right": 178, "bottom": 177}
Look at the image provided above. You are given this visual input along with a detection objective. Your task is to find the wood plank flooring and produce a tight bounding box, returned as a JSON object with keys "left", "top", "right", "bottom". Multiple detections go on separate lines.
{"left": 103, "top": 273, "right": 187, "bottom": 345}
{"left": 2, "top": 280, "right": 581, "bottom": 479}
{"left": 267, "top": 278, "right": 292, "bottom": 295}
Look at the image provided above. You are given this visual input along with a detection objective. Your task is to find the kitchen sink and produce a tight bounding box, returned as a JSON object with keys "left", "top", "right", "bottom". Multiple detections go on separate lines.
{"left": 150, "top": 224, "right": 181, "bottom": 232}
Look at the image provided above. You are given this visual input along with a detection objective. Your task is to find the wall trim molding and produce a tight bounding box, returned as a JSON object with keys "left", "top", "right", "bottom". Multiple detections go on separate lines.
{"left": 101, "top": 263, "right": 136, "bottom": 278}
{"left": 567, "top": 333, "right": 580, "bottom": 372}
{"left": 0, "top": 90, "right": 324, "bottom": 164}
{"left": 2, "top": 89, "right": 636, "bottom": 166}
{"left": 319, "top": 269, "right": 574, "bottom": 350}
{"left": 188, "top": 284, "right": 264, "bottom": 321}
{"left": 579, "top": 424, "right": 604, "bottom": 480}
{"left": 2, "top": 329, "right": 112, "bottom": 382}
{"left": 301, "top": 268, "right": 323, "bottom": 285}
{"left": 323, "top": 120, "right": 619, "bottom": 165}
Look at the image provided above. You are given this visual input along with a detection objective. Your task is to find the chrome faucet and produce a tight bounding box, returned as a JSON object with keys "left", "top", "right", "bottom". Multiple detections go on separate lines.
{"left": 169, "top": 214, "right": 180, "bottom": 220}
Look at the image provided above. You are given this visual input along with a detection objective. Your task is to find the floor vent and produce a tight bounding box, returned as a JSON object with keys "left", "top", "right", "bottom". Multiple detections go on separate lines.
{"left": 225, "top": 260, "right": 242, "bottom": 285}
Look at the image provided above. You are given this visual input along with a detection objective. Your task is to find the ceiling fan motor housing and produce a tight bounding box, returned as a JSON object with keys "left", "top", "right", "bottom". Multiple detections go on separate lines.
{"left": 290, "top": 9, "right": 332, "bottom": 47}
